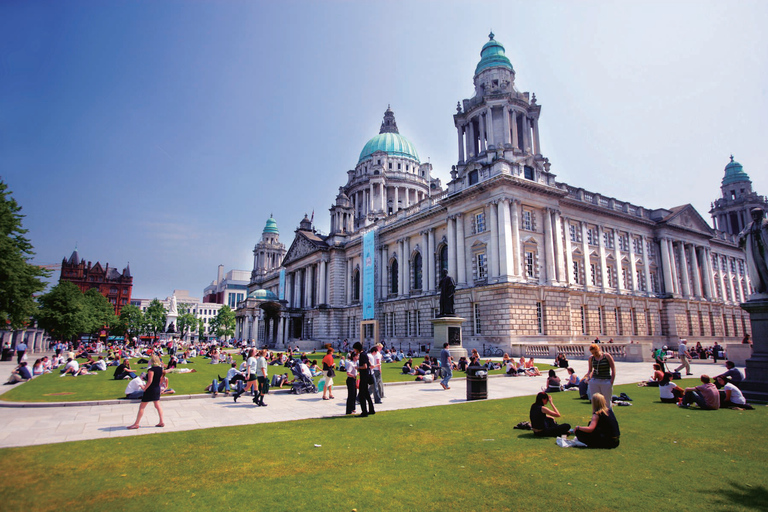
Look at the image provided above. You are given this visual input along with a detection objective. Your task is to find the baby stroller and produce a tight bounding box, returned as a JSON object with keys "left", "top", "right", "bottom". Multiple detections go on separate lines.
{"left": 290, "top": 361, "right": 317, "bottom": 395}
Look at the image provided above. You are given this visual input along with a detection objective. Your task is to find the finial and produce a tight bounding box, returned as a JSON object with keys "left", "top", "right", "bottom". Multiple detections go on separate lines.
{"left": 730, "top": 155, "right": 734, "bottom": 162}
{"left": 456, "top": 101, "right": 462, "bottom": 113}
{"left": 489, "top": 30, "right": 494, "bottom": 40}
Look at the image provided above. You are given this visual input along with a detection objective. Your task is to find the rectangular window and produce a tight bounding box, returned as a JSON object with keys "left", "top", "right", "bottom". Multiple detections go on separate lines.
{"left": 587, "top": 227, "right": 598, "bottom": 246}
{"left": 698, "top": 311, "right": 705, "bottom": 336}
{"left": 615, "top": 307, "right": 622, "bottom": 335}
{"left": 619, "top": 234, "right": 630, "bottom": 252}
{"left": 475, "top": 212, "right": 486, "bottom": 233}
{"left": 646, "top": 310, "right": 653, "bottom": 335}
{"left": 522, "top": 210, "right": 533, "bottom": 231}
{"left": 416, "top": 310, "right": 421, "bottom": 337}
{"left": 606, "top": 266, "right": 615, "bottom": 288}
{"left": 631, "top": 308, "right": 638, "bottom": 336}
{"left": 598, "top": 306, "right": 605, "bottom": 335}
{"left": 581, "top": 306, "right": 588, "bottom": 335}
{"left": 590, "top": 263, "right": 598, "bottom": 286}
{"left": 473, "top": 303, "right": 482, "bottom": 335}
{"left": 633, "top": 237, "right": 643, "bottom": 255}
{"left": 476, "top": 253, "right": 487, "bottom": 279}
{"left": 405, "top": 311, "right": 412, "bottom": 337}
{"left": 637, "top": 269, "right": 646, "bottom": 291}
{"left": 622, "top": 267, "right": 630, "bottom": 289}
{"left": 723, "top": 314, "right": 730, "bottom": 337}
{"left": 536, "top": 302, "right": 543, "bottom": 334}
{"left": 569, "top": 224, "right": 577, "bottom": 242}
{"left": 686, "top": 311, "right": 694, "bottom": 336}
{"left": 603, "top": 231, "right": 614, "bottom": 249}
{"left": 573, "top": 261, "right": 581, "bottom": 284}
{"left": 732, "top": 314, "right": 739, "bottom": 336}
{"left": 390, "top": 313, "right": 395, "bottom": 337}
{"left": 525, "top": 251, "right": 535, "bottom": 278}
{"left": 709, "top": 312, "right": 716, "bottom": 335}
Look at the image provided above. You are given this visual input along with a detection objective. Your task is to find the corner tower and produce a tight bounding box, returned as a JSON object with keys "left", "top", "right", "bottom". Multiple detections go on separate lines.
{"left": 252, "top": 215, "right": 286, "bottom": 281}
{"left": 450, "top": 33, "right": 555, "bottom": 194}
{"left": 709, "top": 156, "right": 767, "bottom": 235}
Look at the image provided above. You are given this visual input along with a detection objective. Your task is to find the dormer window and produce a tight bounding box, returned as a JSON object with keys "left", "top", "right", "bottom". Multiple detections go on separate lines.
{"left": 389, "top": 162, "right": 392, "bottom": 169}
{"left": 468, "top": 169, "right": 479, "bottom": 185}
{"left": 397, "top": 163, "right": 401, "bottom": 170}
{"left": 406, "top": 165, "right": 409, "bottom": 171}
{"left": 524, "top": 166, "right": 534, "bottom": 180}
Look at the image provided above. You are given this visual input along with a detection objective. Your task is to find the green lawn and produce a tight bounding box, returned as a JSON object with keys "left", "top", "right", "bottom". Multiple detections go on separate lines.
{"left": 1, "top": 353, "right": 518, "bottom": 402}
{"left": 0, "top": 382, "right": 765, "bottom": 512}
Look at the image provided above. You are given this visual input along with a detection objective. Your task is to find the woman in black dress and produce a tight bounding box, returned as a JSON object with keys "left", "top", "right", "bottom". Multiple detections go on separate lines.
{"left": 573, "top": 393, "right": 620, "bottom": 448}
{"left": 127, "top": 354, "right": 165, "bottom": 429}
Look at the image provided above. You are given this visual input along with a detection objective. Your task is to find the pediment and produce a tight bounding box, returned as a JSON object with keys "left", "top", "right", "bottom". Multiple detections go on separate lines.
{"left": 283, "top": 231, "right": 327, "bottom": 266}
{"left": 659, "top": 205, "right": 714, "bottom": 236}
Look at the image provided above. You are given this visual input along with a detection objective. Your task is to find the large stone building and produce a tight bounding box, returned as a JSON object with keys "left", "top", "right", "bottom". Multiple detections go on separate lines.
{"left": 60, "top": 249, "right": 133, "bottom": 315}
{"left": 236, "top": 33, "right": 754, "bottom": 352}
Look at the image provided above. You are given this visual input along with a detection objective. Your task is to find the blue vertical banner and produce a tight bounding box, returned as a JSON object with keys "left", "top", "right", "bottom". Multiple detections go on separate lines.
{"left": 279, "top": 268, "right": 286, "bottom": 301}
{"left": 362, "top": 229, "right": 376, "bottom": 320}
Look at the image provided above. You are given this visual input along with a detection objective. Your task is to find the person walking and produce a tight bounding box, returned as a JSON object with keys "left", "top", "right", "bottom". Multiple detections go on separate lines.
{"left": 254, "top": 349, "right": 269, "bottom": 407}
{"left": 674, "top": 339, "right": 693, "bottom": 376}
{"left": 355, "top": 342, "right": 375, "bottom": 417}
{"left": 233, "top": 348, "right": 258, "bottom": 402}
{"left": 345, "top": 351, "right": 359, "bottom": 415}
{"left": 369, "top": 344, "right": 384, "bottom": 404}
{"left": 587, "top": 343, "right": 616, "bottom": 409}
{"left": 439, "top": 343, "right": 453, "bottom": 390}
{"left": 14, "top": 340, "right": 27, "bottom": 364}
{"left": 321, "top": 348, "right": 336, "bottom": 400}
{"left": 127, "top": 354, "right": 165, "bottom": 429}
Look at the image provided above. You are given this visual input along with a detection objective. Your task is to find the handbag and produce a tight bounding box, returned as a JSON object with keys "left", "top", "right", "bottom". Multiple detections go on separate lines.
{"left": 327, "top": 368, "right": 336, "bottom": 377}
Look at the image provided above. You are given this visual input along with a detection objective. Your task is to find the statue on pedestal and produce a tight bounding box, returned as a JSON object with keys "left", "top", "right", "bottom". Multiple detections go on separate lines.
{"left": 168, "top": 294, "right": 179, "bottom": 316}
{"left": 739, "top": 207, "right": 768, "bottom": 296}
{"left": 438, "top": 269, "right": 456, "bottom": 317}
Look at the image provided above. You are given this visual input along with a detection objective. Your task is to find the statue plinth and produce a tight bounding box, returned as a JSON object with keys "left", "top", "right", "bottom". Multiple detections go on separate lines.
{"left": 740, "top": 298, "right": 768, "bottom": 401}
{"left": 429, "top": 316, "right": 468, "bottom": 360}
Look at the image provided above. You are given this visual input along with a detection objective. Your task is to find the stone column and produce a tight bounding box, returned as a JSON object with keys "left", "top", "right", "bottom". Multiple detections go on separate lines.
{"left": 532, "top": 117, "right": 541, "bottom": 155}
{"left": 544, "top": 208, "right": 556, "bottom": 285}
{"left": 447, "top": 217, "right": 457, "bottom": 281}
{"left": 319, "top": 260, "right": 327, "bottom": 305}
{"left": 486, "top": 107, "right": 494, "bottom": 148}
{"left": 564, "top": 217, "right": 574, "bottom": 285}
{"left": 511, "top": 110, "right": 519, "bottom": 150}
{"left": 488, "top": 201, "right": 499, "bottom": 279}
{"left": 379, "top": 246, "right": 387, "bottom": 299}
{"left": 468, "top": 120, "right": 475, "bottom": 157}
{"left": 700, "top": 247, "right": 712, "bottom": 299}
{"left": 582, "top": 222, "right": 591, "bottom": 289}
{"left": 502, "top": 107, "right": 510, "bottom": 147}
{"left": 715, "top": 254, "right": 726, "bottom": 301}
{"left": 456, "top": 213, "right": 467, "bottom": 285}
{"left": 689, "top": 244, "right": 702, "bottom": 298}
{"left": 522, "top": 116, "right": 531, "bottom": 153}
{"left": 422, "top": 231, "right": 430, "bottom": 289}
{"left": 398, "top": 239, "right": 405, "bottom": 297}
{"left": 641, "top": 236, "right": 652, "bottom": 294}
{"left": 427, "top": 228, "right": 436, "bottom": 292}
{"left": 628, "top": 234, "right": 638, "bottom": 292}
{"left": 511, "top": 200, "right": 522, "bottom": 277}
{"left": 727, "top": 257, "right": 737, "bottom": 304}
{"left": 612, "top": 230, "right": 622, "bottom": 292}
{"left": 403, "top": 237, "right": 411, "bottom": 295}
{"left": 479, "top": 112, "right": 486, "bottom": 153}
{"left": 276, "top": 314, "right": 285, "bottom": 347}
{"left": 677, "top": 242, "right": 691, "bottom": 298}
{"left": 598, "top": 226, "right": 609, "bottom": 290}
{"left": 660, "top": 239, "right": 674, "bottom": 295}
{"left": 394, "top": 187, "right": 399, "bottom": 212}
{"left": 499, "top": 198, "right": 513, "bottom": 278}
{"left": 554, "top": 211, "right": 565, "bottom": 283}
{"left": 285, "top": 272, "right": 292, "bottom": 308}
{"left": 253, "top": 312, "right": 260, "bottom": 344}
{"left": 457, "top": 125, "right": 465, "bottom": 162}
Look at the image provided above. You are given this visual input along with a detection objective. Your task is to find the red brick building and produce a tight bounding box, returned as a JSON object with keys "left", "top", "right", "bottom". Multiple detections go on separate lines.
{"left": 60, "top": 249, "right": 133, "bottom": 315}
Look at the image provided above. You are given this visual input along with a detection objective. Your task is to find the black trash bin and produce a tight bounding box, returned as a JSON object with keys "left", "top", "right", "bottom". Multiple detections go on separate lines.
{"left": 1, "top": 348, "right": 12, "bottom": 362}
{"left": 466, "top": 366, "right": 488, "bottom": 401}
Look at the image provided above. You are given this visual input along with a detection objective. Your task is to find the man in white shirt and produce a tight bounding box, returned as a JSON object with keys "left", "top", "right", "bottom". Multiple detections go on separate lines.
{"left": 674, "top": 339, "right": 693, "bottom": 376}
{"left": 125, "top": 375, "right": 146, "bottom": 399}
{"left": 369, "top": 345, "right": 384, "bottom": 404}
{"left": 60, "top": 358, "right": 80, "bottom": 377}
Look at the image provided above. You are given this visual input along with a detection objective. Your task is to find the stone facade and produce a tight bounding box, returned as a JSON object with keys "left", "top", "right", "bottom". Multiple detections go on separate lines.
{"left": 239, "top": 33, "right": 754, "bottom": 352}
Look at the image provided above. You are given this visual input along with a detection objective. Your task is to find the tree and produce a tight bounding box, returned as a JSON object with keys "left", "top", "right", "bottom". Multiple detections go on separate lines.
{"left": 176, "top": 305, "right": 197, "bottom": 342}
{"left": 210, "top": 305, "right": 236, "bottom": 340}
{"left": 35, "top": 282, "right": 89, "bottom": 342}
{"left": 116, "top": 304, "right": 144, "bottom": 342}
{"left": 143, "top": 299, "right": 166, "bottom": 340}
{"left": 0, "top": 180, "right": 50, "bottom": 328}
{"left": 82, "top": 288, "right": 117, "bottom": 336}
{"left": 198, "top": 318, "right": 205, "bottom": 341}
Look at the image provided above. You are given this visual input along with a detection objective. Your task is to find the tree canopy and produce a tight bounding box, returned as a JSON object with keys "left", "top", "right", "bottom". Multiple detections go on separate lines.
{"left": 143, "top": 299, "right": 166, "bottom": 339}
{"left": 0, "top": 180, "right": 50, "bottom": 328}
{"left": 176, "top": 304, "right": 198, "bottom": 340}
{"left": 36, "top": 283, "right": 118, "bottom": 341}
{"left": 117, "top": 304, "right": 144, "bottom": 341}
{"left": 210, "top": 305, "right": 236, "bottom": 340}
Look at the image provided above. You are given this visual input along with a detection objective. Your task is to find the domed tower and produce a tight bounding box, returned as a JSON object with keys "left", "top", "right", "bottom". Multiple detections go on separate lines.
{"left": 709, "top": 156, "right": 767, "bottom": 235}
{"left": 252, "top": 215, "right": 286, "bottom": 281}
{"left": 341, "top": 106, "right": 440, "bottom": 231}
{"left": 450, "top": 33, "right": 555, "bottom": 193}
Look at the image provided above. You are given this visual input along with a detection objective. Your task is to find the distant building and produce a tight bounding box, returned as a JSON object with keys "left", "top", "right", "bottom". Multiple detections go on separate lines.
{"left": 60, "top": 249, "right": 132, "bottom": 315}
{"left": 709, "top": 156, "right": 768, "bottom": 235}
{"left": 202, "top": 265, "right": 250, "bottom": 309}
{"left": 131, "top": 290, "right": 223, "bottom": 341}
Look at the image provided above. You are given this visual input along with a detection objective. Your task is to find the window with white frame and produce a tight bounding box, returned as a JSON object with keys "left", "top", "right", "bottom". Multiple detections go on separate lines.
{"left": 619, "top": 233, "right": 630, "bottom": 252}
{"left": 632, "top": 237, "right": 643, "bottom": 255}
{"left": 573, "top": 260, "right": 581, "bottom": 284}
{"left": 473, "top": 211, "right": 486, "bottom": 234}
{"left": 536, "top": 302, "right": 544, "bottom": 334}
{"left": 476, "top": 253, "right": 488, "bottom": 280}
{"left": 569, "top": 224, "right": 581, "bottom": 243}
{"left": 587, "top": 227, "right": 599, "bottom": 246}
{"left": 598, "top": 306, "right": 605, "bottom": 335}
{"left": 521, "top": 209, "right": 535, "bottom": 231}
{"left": 636, "top": 269, "right": 646, "bottom": 291}
{"left": 622, "top": 267, "right": 630, "bottom": 289}
{"left": 603, "top": 230, "right": 615, "bottom": 249}
{"left": 590, "top": 262, "right": 598, "bottom": 286}
{"left": 473, "top": 303, "right": 482, "bottom": 335}
{"left": 525, "top": 250, "right": 536, "bottom": 278}
{"left": 607, "top": 265, "right": 617, "bottom": 288}
{"left": 581, "top": 306, "right": 588, "bottom": 334}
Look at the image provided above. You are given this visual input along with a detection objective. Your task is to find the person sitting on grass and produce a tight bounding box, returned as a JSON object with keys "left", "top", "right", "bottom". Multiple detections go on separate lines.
{"left": 679, "top": 375, "right": 720, "bottom": 410}
{"left": 525, "top": 358, "right": 541, "bottom": 377}
{"left": 402, "top": 358, "right": 416, "bottom": 375}
{"left": 88, "top": 356, "right": 107, "bottom": 372}
{"left": 545, "top": 369, "right": 562, "bottom": 392}
{"left": 60, "top": 357, "right": 89, "bottom": 377}
{"left": 572, "top": 393, "right": 621, "bottom": 449}
{"left": 114, "top": 359, "right": 137, "bottom": 380}
{"left": 6, "top": 362, "right": 32, "bottom": 384}
{"left": 505, "top": 358, "right": 519, "bottom": 376}
{"left": 563, "top": 368, "right": 580, "bottom": 390}
{"left": 32, "top": 359, "right": 45, "bottom": 376}
{"left": 715, "top": 361, "right": 744, "bottom": 386}
{"left": 125, "top": 374, "right": 146, "bottom": 399}
{"left": 658, "top": 372, "right": 685, "bottom": 403}
{"left": 529, "top": 392, "right": 571, "bottom": 437}
{"left": 638, "top": 364, "right": 665, "bottom": 387}
{"left": 160, "top": 372, "right": 175, "bottom": 395}
{"left": 714, "top": 376, "right": 753, "bottom": 410}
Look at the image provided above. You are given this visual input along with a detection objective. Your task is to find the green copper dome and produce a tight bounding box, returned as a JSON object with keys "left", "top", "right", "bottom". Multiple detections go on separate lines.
{"left": 263, "top": 215, "right": 279, "bottom": 235}
{"left": 722, "top": 155, "right": 750, "bottom": 186}
{"left": 358, "top": 107, "right": 420, "bottom": 164}
{"left": 475, "top": 32, "right": 513, "bottom": 76}
{"left": 248, "top": 288, "right": 278, "bottom": 301}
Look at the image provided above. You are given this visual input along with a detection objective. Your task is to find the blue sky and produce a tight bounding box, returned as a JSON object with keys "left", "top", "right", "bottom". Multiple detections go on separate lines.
{"left": 2, "top": 0, "right": 767, "bottom": 300}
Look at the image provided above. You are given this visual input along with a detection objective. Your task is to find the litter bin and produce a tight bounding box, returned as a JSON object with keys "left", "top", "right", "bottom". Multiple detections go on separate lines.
{"left": 466, "top": 366, "right": 488, "bottom": 401}
{"left": 1, "top": 347, "right": 12, "bottom": 362}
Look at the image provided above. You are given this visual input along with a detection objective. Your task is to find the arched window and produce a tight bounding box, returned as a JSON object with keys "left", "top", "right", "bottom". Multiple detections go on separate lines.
{"left": 413, "top": 253, "right": 423, "bottom": 290}
{"left": 439, "top": 246, "right": 449, "bottom": 276}
{"left": 353, "top": 269, "right": 360, "bottom": 302}
{"left": 391, "top": 260, "right": 399, "bottom": 295}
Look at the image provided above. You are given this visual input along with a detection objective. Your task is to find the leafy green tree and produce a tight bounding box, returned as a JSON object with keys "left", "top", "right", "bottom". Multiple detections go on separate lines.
{"left": 82, "top": 288, "right": 117, "bottom": 336}
{"left": 197, "top": 317, "right": 205, "bottom": 341}
{"left": 143, "top": 299, "right": 166, "bottom": 340}
{"left": 0, "top": 180, "right": 50, "bottom": 328}
{"left": 35, "top": 282, "right": 88, "bottom": 341}
{"left": 117, "top": 304, "right": 144, "bottom": 341}
{"left": 176, "top": 305, "right": 198, "bottom": 341}
{"left": 210, "top": 305, "right": 236, "bottom": 340}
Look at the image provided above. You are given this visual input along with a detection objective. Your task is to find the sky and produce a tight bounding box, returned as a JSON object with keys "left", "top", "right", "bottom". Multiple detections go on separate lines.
{"left": 2, "top": 0, "right": 767, "bottom": 301}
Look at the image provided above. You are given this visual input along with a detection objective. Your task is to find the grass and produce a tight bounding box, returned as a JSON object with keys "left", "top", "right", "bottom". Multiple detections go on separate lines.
{"left": 0, "top": 381, "right": 765, "bottom": 512}
{"left": 1, "top": 353, "right": 522, "bottom": 403}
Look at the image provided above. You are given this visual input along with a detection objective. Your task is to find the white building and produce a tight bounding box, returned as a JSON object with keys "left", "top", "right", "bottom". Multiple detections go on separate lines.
{"left": 236, "top": 33, "right": 754, "bottom": 353}
{"left": 132, "top": 289, "right": 223, "bottom": 341}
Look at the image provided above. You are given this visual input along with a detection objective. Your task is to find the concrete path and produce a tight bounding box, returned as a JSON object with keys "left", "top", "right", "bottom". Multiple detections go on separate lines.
{"left": 0, "top": 354, "right": 723, "bottom": 449}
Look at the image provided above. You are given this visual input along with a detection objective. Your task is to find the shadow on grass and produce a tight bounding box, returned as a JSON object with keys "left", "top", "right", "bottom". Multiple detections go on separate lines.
{"left": 714, "top": 481, "right": 768, "bottom": 511}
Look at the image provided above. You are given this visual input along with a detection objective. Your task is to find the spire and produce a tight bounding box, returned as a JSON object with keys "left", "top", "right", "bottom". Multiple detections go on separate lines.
{"left": 379, "top": 106, "right": 399, "bottom": 134}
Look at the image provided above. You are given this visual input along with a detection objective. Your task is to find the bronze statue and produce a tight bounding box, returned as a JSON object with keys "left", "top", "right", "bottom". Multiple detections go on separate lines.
{"left": 438, "top": 269, "right": 456, "bottom": 316}
{"left": 739, "top": 207, "right": 768, "bottom": 296}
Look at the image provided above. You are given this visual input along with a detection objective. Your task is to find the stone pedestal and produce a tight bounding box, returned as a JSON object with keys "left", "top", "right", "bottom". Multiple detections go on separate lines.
{"left": 740, "top": 298, "right": 768, "bottom": 401}
{"left": 429, "top": 316, "right": 468, "bottom": 360}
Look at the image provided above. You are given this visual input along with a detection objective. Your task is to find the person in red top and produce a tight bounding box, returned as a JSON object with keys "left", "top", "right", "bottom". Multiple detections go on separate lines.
{"left": 679, "top": 375, "right": 720, "bottom": 410}
{"left": 321, "top": 348, "right": 335, "bottom": 400}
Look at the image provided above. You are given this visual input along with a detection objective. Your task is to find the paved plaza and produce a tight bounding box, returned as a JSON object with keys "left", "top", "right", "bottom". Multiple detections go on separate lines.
{"left": 0, "top": 353, "right": 725, "bottom": 449}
